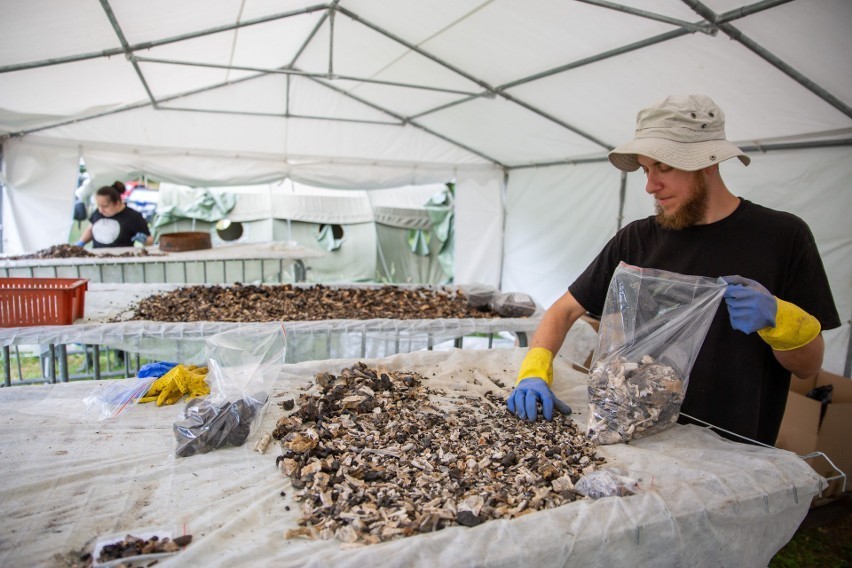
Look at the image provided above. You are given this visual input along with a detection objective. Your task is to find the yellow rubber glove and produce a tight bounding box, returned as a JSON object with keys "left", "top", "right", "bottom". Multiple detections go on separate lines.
{"left": 139, "top": 364, "right": 210, "bottom": 406}
{"left": 516, "top": 347, "right": 554, "bottom": 386}
{"left": 758, "top": 298, "right": 821, "bottom": 351}
{"left": 138, "top": 365, "right": 182, "bottom": 404}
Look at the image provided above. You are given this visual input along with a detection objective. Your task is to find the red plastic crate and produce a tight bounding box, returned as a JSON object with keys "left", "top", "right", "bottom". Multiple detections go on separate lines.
{"left": 0, "top": 278, "right": 88, "bottom": 327}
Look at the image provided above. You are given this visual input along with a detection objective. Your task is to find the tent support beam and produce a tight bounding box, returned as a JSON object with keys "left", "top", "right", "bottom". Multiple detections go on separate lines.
{"left": 336, "top": 6, "right": 497, "bottom": 95}
{"left": 576, "top": 0, "right": 716, "bottom": 34}
{"left": 683, "top": 0, "right": 852, "bottom": 119}
{"left": 617, "top": 171, "right": 627, "bottom": 231}
{"left": 305, "top": 77, "right": 507, "bottom": 168}
{"left": 290, "top": 3, "right": 335, "bottom": 67}
{"left": 155, "top": 106, "right": 402, "bottom": 126}
{"left": 99, "top": 0, "right": 158, "bottom": 107}
{"left": 132, "top": 56, "right": 482, "bottom": 96}
{"left": 506, "top": 138, "right": 852, "bottom": 170}
{"left": 0, "top": 4, "right": 331, "bottom": 74}
{"left": 496, "top": 29, "right": 689, "bottom": 92}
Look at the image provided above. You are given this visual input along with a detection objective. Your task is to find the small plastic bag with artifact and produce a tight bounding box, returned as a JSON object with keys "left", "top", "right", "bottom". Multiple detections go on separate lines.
{"left": 586, "top": 262, "right": 726, "bottom": 445}
{"left": 173, "top": 324, "right": 286, "bottom": 457}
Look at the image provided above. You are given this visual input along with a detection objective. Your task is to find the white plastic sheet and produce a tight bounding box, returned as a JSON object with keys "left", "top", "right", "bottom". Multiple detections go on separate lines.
{"left": 0, "top": 348, "right": 823, "bottom": 567}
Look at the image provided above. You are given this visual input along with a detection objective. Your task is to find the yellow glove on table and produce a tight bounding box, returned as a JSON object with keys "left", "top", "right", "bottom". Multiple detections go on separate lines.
{"left": 758, "top": 298, "right": 821, "bottom": 351}
{"left": 139, "top": 364, "right": 210, "bottom": 406}
{"left": 516, "top": 347, "right": 554, "bottom": 386}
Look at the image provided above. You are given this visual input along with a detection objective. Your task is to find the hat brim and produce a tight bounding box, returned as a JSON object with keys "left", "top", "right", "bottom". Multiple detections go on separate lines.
{"left": 608, "top": 138, "right": 750, "bottom": 172}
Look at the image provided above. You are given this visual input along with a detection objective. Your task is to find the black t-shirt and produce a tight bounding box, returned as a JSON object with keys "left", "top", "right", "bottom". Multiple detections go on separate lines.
{"left": 569, "top": 199, "right": 840, "bottom": 444}
{"left": 89, "top": 206, "right": 150, "bottom": 248}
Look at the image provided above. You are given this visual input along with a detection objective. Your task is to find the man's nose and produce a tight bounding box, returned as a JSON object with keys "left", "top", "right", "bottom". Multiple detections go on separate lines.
{"left": 645, "top": 171, "right": 662, "bottom": 194}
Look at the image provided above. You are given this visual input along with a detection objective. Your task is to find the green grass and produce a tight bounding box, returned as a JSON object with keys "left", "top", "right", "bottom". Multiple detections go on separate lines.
{"left": 770, "top": 512, "right": 852, "bottom": 568}
{"left": 2, "top": 348, "right": 148, "bottom": 383}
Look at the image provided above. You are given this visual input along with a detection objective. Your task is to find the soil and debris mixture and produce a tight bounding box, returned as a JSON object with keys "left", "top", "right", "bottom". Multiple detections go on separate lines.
{"left": 274, "top": 362, "right": 604, "bottom": 544}
{"left": 124, "top": 283, "right": 509, "bottom": 322}
{"left": 6, "top": 243, "right": 161, "bottom": 260}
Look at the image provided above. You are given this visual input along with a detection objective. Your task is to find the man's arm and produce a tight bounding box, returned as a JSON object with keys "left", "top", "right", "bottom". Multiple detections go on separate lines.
{"left": 775, "top": 333, "right": 823, "bottom": 380}
{"left": 507, "top": 290, "right": 588, "bottom": 422}
{"left": 723, "top": 275, "right": 825, "bottom": 380}
{"left": 529, "top": 290, "right": 588, "bottom": 354}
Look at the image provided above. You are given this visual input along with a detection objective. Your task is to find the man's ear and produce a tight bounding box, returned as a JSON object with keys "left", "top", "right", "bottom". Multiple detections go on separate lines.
{"left": 700, "top": 163, "right": 720, "bottom": 177}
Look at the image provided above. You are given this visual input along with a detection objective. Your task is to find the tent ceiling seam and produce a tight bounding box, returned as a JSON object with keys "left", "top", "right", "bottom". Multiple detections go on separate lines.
{"left": 225, "top": 0, "right": 249, "bottom": 83}
{"left": 682, "top": 0, "right": 852, "bottom": 119}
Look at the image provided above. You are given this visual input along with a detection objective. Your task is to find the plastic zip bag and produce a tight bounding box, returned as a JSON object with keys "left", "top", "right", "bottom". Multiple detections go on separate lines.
{"left": 489, "top": 291, "right": 537, "bottom": 317}
{"left": 83, "top": 376, "right": 159, "bottom": 421}
{"left": 173, "top": 324, "right": 286, "bottom": 457}
{"left": 586, "top": 262, "right": 726, "bottom": 445}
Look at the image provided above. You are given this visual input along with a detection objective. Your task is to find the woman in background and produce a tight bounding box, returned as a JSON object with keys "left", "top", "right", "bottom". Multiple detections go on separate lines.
{"left": 75, "top": 181, "right": 152, "bottom": 248}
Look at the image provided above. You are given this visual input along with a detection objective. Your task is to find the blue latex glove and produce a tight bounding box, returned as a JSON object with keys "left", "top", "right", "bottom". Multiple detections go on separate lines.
{"left": 132, "top": 232, "right": 149, "bottom": 245}
{"left": 722, "top": 275, "right": 777, "bottom": 334}
{"left": 138, "top": 361, "right": 178, "bottom": 378}
{"left": 506, "top": 377, "right": 572, "bottom": 421}
{"left": 74, "top": 240, "right": 85, "bottom": 247}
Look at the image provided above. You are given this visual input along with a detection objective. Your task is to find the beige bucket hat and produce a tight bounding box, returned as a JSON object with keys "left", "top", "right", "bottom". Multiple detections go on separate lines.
{"left": 608, "top": 94, "right": 750, "bottom": 172}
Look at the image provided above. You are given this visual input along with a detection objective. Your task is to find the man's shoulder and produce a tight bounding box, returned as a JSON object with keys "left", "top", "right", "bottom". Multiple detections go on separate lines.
{"left": 618, "top": 215, "right": 658, "bottom": 236}
{"left": 739, "top": 199, "right": 809, "bottom": 229}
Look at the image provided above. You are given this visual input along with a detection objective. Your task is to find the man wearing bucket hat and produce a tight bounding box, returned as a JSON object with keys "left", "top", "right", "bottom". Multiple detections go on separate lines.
{"left": 507, "top": 94, "right": 840, "bottom": 445}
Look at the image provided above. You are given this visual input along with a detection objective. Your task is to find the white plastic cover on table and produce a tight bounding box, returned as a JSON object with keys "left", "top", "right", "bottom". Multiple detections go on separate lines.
{"left": 0, "top": 283, "right": 543, "bottom": 364}
{"left": 0, "top": 347, "right": 823, "bottom": 567}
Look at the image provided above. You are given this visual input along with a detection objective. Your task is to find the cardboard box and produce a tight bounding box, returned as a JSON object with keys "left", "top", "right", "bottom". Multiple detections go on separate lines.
{"left": 775, "top": 370, "right": 852, "bottom": 498}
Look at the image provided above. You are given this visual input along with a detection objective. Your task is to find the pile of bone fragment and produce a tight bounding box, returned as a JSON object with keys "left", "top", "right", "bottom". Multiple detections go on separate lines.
{"left": 125, "top": 284, "right": 510, "bottom": 322}
{"left": 6, "top": 243, "right": 158, "bottom": 259}
{"left": 273, "top": 362, "right": 604, "bottom": 544}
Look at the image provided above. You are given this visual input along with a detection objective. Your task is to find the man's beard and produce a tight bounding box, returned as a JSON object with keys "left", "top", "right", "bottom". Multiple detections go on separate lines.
{"left": 655, "top": 173, "right": 708, "bottom": 230}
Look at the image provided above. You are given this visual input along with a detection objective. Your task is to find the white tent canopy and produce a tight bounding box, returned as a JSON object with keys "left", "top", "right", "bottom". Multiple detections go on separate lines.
{"left": 1, "top": 0, "right": 850, "bottom": 372}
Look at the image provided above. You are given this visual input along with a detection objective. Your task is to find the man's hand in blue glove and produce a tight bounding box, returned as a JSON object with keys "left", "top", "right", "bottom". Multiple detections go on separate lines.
{"left": 722, "top": 275, "right": 776, "bottom": 334}
{"left": 506, "top": 377, "right": 572, "bottom": 422}
{"left": 132, "top": 232, "right": 149, "bottom": 245}
{"left": 74, "top": 240, "right": 85, "bottom": 247}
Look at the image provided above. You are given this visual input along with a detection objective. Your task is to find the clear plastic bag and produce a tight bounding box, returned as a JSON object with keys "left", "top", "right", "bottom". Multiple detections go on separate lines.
{"left": 173, "top": 324, "right": 286, "bottom": 457}
{"left": 586, "top": 262, "right": 726, "bottom": 445}
{"left": 82, "top": 377, "right": 158, "bottom": 421}
{"left": 489, "top": 291, "right": 537, "bottom": 317}
{"left": 459, "top": 283, "right": 498, "bottom": 310}
{"left": 574, "top": 468, "right": 644, "bottom": 499}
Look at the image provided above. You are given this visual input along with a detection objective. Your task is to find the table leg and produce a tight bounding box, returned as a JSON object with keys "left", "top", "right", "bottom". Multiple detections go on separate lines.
{"left": 3, "top": 346, "right": 10, "bottom": 387}
{"left": 58, "top": 344, "right": 69, "bottom": 383}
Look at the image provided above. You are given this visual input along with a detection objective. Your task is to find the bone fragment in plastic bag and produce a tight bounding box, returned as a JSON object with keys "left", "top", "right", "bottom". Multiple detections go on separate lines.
{"left": 586, "top": 355, "right": 684, "bottom": 445}
{"left": 574, "top": 469, "right": 642, "bottom": 499}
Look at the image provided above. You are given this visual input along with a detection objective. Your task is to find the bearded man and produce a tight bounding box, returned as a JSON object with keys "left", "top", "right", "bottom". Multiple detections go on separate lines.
{"left": 506, "top": 94, "right": 840, "bottom": 445}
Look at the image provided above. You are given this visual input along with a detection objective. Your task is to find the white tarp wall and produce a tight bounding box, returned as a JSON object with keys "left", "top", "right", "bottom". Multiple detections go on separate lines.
{"left": 502, "top": 148, "right": 852, "bottom": 376}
